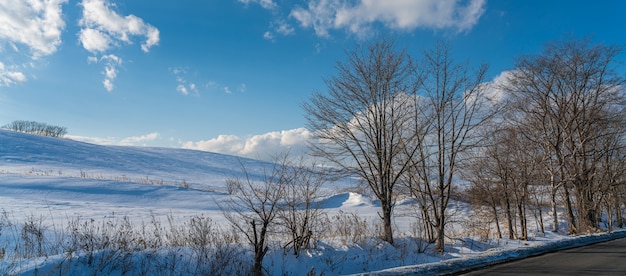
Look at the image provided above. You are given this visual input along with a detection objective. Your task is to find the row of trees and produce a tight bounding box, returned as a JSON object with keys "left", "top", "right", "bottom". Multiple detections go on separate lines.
{"left": 464, "top": 39, "right": 626, "bottom": 239}
{"left": 303, "top": 37, "right": 626, "bottom": 252}
{"left": 2, "top": 120, "right": 67, "bottom": 138}
{"left": 220, "top": 37, "right": 625, "bottom": 274}
{"left": 304, "top": 39, "right": 494, "bottom": 252}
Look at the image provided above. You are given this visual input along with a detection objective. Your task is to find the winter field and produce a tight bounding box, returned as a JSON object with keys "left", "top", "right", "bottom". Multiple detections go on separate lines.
{"left": 1, "top": 129, "right": 625, "bottom": 275}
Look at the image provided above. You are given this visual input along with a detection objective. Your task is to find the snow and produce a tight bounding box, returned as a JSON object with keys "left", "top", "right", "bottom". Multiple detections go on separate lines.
{"left": 365, "top": 230, "right": 626, "bottom": 275}
{"left": 1, "top": 129, "right": 624, "bottom": 275}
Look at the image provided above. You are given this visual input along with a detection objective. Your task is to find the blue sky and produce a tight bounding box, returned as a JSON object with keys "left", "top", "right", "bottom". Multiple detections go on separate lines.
{"left": 1, "top": 0, "right": 624, "bottom": 161}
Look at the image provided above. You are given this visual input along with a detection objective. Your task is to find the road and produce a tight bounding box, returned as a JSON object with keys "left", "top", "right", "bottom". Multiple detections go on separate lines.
{"left": 461, "top": 237, "right": 626, "bottom": 275}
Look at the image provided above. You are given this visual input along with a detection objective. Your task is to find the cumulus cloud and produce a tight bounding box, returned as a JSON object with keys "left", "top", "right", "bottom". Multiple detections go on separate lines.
{"left": 119, "top": 132, "right": 160, "bottom": 145}
{"left": 78, "top": 0, "right": 159, "bottom": 91}
{"left": 78, "top": 28, "right": 112, "bottom": 53}
{"left": 289, "top": 0, "right": 343, "bottom": 38}
{"left": 0, "top": 61, "right": 27, "bottom": 86}
{"left": 0, "top": 0, "right": 67, "bottom": 86}
{"left": 482, "top": 70, "right": 511, "bottom": 106}
{"left": 0, "top": 0, "right": 67, "bottom": 58}
{"left": 79, "top": 0, "right": 159, "bottom": 53}
{"left": 65, "top": 135, "right": 118, "bottom": 145}
{"left": 67, "top": 132, "right": 160, "bottom": 146}
{"left": 181, "top": 128, "right": 312, "bottom": 162}
{"left": 290, "top": 0, "right": 486, "bottom": 38}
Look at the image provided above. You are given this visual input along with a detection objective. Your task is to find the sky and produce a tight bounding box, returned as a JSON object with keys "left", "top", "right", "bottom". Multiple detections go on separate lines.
{"left": 0, "top": 0, "right": 625, "bottom": 161}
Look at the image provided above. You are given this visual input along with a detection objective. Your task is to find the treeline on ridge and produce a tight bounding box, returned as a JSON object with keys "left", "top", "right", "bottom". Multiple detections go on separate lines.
{"left": 2, "top": 120, "right": 67, "bottom": 138}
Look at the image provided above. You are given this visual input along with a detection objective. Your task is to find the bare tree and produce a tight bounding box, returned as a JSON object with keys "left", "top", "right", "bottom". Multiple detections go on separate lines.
{"left": 463, "top": 149, "right": 505, "bottom": 239}
{"left": 408, "top": 41, "right": 490, "bottom": 252}
{"left": 505, "top": 126, "right": 547, "bottom": 240}
{"left": 221, "top": 162, "right": 286, "bottom": 276}
{"left": 303, "top": 39, "right": 419, "bottom": 245}
{"left": 276, "top": 155, "right": 328, "bottom": 256}
{"left": 505, "top": 37, "right": 626, "bottom": 233}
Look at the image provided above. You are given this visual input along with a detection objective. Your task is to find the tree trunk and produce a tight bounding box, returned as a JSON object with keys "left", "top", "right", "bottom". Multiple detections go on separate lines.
{"left": 550, "top": 174, "right": 559, "bottom": 232}
{"left": 531, "top": 189, "right": 545, "bottom": 235}
{"left": 517, "top": 202, "right": 527, "bottom": 240}
{"left": 436, "top": 211, "right": 445, "bottom": 253}
{"left": 492, "top": 204, "right": 502, "bottom": 239}
{"left": 563, "top": 184, "right": 577, "bottom": 235}
{"left": 578, "top": 187, "right": 598, "bottom": 232}
{"left": 420, "top": 204, "right": 436, "bottom": 242}
{"left": 616, "top": 197, "right": 623, "bottom": 228}
{"left": 251, "top": 220, "right": 268, "bottom": 276}
{"left": 504, "top": 190, "right": 515, "bottom": 239}
{"left": 381, "top": 201, "right": 394, "bottom": 245}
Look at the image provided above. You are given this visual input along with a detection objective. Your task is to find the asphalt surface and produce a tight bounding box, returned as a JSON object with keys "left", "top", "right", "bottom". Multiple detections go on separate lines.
{"left": 461, "top": 237, "right": 626, "bottom": 275}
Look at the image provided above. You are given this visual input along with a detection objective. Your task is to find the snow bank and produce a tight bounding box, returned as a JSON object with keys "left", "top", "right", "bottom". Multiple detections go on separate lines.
{"left": 365, "top": 230, "right": 626, "bottom": 275}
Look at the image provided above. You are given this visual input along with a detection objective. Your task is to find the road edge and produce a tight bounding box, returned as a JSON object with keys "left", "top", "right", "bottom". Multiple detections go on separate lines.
{"left": 360, "top": 229, "right": 626, "bottom": 276}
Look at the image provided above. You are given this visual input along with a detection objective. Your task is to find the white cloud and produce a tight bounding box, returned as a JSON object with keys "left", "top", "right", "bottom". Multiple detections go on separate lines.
{"left": 66, "top": 135, "right": 118, "bottom": 145}
{"left": 276, "top": 21, "right": 295, "bottom": 36}
{"left": 79, "top": 0, "right": 160, "bottom": 53}
{"left": 0, "top": 0, "right": 67, "bottom": 59}
{"left": 238, "top": 0, "right": 277, "bottom": 10}
{"left": 264, "top": 19, "right": 295, "bottom": 41}
{"left": 176, "top": 84, "right": 188, "bottom": 95}
{"left": 119, "top": 132, "right": 159, "bottom": 145}
{"left": 481, "top": 70, "right": 512, "bottom": 106}
{"left": 0, "top": 61, "right": 27, "bottom": 86}
{"left": 67, "top": 132, "right": 160, "bottom": 146}
{"left": 171, "top": 67, "right": 199, "bottom": 95}
{"left": 170, "top": 68, "right": 240, "bottom": 95}
{"left": 100, "top": 54, "right": 122, "bottom": 92}
{"left": 87, "top": 56, "right": 99, "bottom": 64}
{"left": 182, "top": 134, "right": 245, "bottom": 155}
{"left": 78, "top": 0, "right": 159, "bottom": 91}
{"left": 290, "top": 0, "right": 486, "bottom": 38}
{"left": 181, "top": 128, "right": 312, "bottom": 162}
{"left": 263, "top": 31, "right": 275, "bottom": 41}
{"left": 0, "top": 0, "right": 66, "bottom": 86}
{"left": 290, "top": 0, "right": 341, "bottom": 38}
{"left": 78, "top": 28, "right": 113, "bottom": 53}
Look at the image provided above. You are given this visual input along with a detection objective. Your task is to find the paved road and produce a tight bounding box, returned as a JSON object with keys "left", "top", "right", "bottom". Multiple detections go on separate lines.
{"left": 461, "top": 237, "right": 626, "bottom": 275}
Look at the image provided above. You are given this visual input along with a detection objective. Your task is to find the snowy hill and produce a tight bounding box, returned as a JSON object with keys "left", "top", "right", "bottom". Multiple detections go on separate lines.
{"left": 0, "top": 129, "right": 285, "bottom": 227}
{"left": 0, "top": 129, "right": 273, "bottom": 191}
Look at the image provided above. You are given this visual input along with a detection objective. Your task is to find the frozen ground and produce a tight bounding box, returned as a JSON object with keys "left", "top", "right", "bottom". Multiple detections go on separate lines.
{"left": 1, "top": 129, "right": 623, "bottom": 275}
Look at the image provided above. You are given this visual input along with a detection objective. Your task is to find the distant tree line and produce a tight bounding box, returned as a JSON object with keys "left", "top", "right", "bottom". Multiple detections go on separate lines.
{"left": 2, "top": 120, "right": 67, "bottom": 138}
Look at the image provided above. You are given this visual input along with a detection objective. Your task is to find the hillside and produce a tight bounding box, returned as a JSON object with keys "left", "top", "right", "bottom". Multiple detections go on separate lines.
{"left": 0, "top": 129, "right": 273, "bottom": 191}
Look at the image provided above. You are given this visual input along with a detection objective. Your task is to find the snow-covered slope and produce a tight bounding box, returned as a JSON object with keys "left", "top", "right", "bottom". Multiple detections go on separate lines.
{"left": 0, "top": 129, "right": 272, "bottom": 191}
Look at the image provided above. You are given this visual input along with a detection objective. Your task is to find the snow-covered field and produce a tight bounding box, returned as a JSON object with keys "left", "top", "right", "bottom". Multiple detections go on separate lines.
{"left": 1, "top": 129, "right": 624, "bottom": 275}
